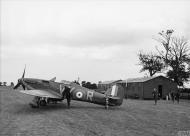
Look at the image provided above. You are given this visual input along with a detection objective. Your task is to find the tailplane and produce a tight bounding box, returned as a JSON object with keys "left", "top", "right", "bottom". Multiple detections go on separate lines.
{"left": 105, "top": 84, "right": 124, "bottom": 106}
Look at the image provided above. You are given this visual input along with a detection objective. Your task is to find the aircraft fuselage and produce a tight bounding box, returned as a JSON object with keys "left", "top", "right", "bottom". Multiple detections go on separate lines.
{"left": 21, "top": 78, "right": 110, "bottom": 106}
{"left": 16, "top": 77, "right": 124, "bottom": 108}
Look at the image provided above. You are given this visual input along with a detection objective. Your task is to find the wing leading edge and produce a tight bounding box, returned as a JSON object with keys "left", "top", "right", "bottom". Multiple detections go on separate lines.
{"left": 19, "top": 89, "right": 62, "bottom": 99}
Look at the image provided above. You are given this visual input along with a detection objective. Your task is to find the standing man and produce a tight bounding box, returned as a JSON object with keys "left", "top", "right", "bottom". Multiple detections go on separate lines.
{"left": 152, "top": 88, "right": 158, "bottom": 105}
{"left": 168, "top": 91, "right": 172, "bottom": 100}
{"left": 171, "top": 92, "right": 175, "bottom": 103}
{"left": 62, "top": 86, "right": 71, "bottom": 108}
{"left": 176, "top": 90, "right": 180, "bottom": 104}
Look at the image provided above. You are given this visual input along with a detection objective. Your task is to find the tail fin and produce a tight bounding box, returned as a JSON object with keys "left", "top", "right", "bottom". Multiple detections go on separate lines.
{"left": 105, "top": 84, "right": 125, "bottom": 106}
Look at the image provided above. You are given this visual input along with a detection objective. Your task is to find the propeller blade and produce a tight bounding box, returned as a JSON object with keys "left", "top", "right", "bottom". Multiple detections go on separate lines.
{"left": 14, "top": 83, "right": 21, "bottom": 89}
{"left": 14, "top": 65, "right": 26, "bottom": 89}
{"left": 22, "top": 65, "right": 26, "bottom": 78}
{"left": 22, "top": 84, "right": 25, "bottom": 90}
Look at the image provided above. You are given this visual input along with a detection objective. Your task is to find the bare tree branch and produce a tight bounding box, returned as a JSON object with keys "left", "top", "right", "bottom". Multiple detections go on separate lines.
{"left": 156, "top": 30, "right": 190, "bottom": 86}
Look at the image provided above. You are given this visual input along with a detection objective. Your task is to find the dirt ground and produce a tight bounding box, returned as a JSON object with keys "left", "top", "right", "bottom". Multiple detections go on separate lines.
{"left": 0, "top": 86, "right": 190, "bottom": 136}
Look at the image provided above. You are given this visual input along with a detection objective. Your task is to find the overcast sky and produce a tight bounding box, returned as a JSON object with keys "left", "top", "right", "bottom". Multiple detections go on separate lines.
{"left": 1, "top": 0, "right": 190, "bottom": 84}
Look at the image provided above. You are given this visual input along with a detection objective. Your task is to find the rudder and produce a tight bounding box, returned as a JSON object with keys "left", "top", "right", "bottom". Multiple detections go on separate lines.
{"left": 105, "top": 84, "right": 125, "bottom": 106}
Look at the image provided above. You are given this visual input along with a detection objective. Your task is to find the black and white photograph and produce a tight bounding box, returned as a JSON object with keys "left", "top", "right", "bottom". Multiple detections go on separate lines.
{"left": 1, "top": 0, "right": 190, "bottom": 136}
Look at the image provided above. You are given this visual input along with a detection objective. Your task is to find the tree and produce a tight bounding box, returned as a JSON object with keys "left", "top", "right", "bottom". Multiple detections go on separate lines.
{"left": 85, "top": 82, "right": 92, "bottom": 89}
{"left": 167, "top": 65, "right": 189, "bottom": 86}
{"left": 138, "top": 51, "right": 164, "bottom": 76}
{"left": 156, "top": 29, "right": 174, "bottom": 62}
{"left": 91, "top": 83, "right": 97, "bottom": 89}
{"left": 3, "top": 82, "right": 7, "bottom": 86}
{"left": 81, "top": 81, "right": 86, "bottom": 87}
{"left": 156, "top": 30, "right": 190, "bottom": 86}
{"left": 73, "top": 80, "right": 80, "bottom": 85}
{"left": 10, "top": 82, "right": 14, "bottom": 86}
{"left": 81, "top": 81, "right": 97, "bottom": 89}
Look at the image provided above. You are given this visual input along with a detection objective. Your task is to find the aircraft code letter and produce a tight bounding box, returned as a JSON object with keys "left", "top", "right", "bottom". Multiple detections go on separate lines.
{"left": 59, "top": 84, "right": 65, "bottom": 94}
{"left": 87, "top": 91, "right": 93, "bottom": 101}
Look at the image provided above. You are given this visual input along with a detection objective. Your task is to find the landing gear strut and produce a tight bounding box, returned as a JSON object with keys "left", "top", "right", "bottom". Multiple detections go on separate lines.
{"left": 39, "top": 100, "right": 47, "bottom": 106}
{"left": 105, "top": 97, "right": 109, "bottom": 109}
{"left": 29, "top": 97, "right": 47, "bottom": 108}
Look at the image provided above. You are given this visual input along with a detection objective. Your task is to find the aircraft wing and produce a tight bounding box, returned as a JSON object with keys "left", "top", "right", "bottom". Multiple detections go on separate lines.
{"left": 19, "top": 89, "right": 62, "bottom": 99}
{"left": 50, "top": 77, "right": 56, "bottom": 82}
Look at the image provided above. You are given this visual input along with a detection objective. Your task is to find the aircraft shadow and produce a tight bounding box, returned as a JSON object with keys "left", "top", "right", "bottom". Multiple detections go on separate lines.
{"left": 13, "top": 102, "right": 124, "bottom": 115}
{"left": 12, "top": 103, "right": 68, "bottom": 114}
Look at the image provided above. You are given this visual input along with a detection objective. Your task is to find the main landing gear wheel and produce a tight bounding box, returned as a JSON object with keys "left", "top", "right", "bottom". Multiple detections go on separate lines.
{"left": 39, "top": 100, "right": 47, "bottom": 106}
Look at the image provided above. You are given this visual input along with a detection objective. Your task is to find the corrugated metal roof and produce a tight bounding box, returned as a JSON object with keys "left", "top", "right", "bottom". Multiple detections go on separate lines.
{"left": 99, "top": 80, "right": 122, "bottom": 85}
{"left": 125, "top": 75, "right": 166, "bottom": 83}
{"left": 99, "top": 76, "right": 175, "bottom": 84}
{"left": 117, "top": 80, "right": 127, "bottom": 83}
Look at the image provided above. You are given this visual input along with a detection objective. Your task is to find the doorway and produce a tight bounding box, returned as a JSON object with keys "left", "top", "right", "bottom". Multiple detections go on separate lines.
{"left": 158, "top": 85, "right": 163, "bottom": 98}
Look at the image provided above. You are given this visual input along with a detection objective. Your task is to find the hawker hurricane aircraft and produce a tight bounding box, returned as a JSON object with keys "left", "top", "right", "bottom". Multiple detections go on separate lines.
{"left": 14, "top": 69, "right": 124, "bottom": 109}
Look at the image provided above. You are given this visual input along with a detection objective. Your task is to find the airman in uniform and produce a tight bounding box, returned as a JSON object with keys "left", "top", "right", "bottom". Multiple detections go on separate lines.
{"left": 152, "top": 88, "right": 158, "bottom": 105}
{"left": 62, "top": 86, "right": 71, "bottom": 108}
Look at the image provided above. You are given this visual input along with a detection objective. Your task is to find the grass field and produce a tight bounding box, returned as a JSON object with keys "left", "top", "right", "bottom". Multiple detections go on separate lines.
{"left": 0, "top": 86, "right": 190, "bottom": 136}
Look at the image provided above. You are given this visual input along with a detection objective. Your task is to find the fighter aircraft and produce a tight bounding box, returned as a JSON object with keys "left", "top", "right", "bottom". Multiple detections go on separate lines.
{"left": 14, "top": 69, "right": 124, "bottom": 109}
